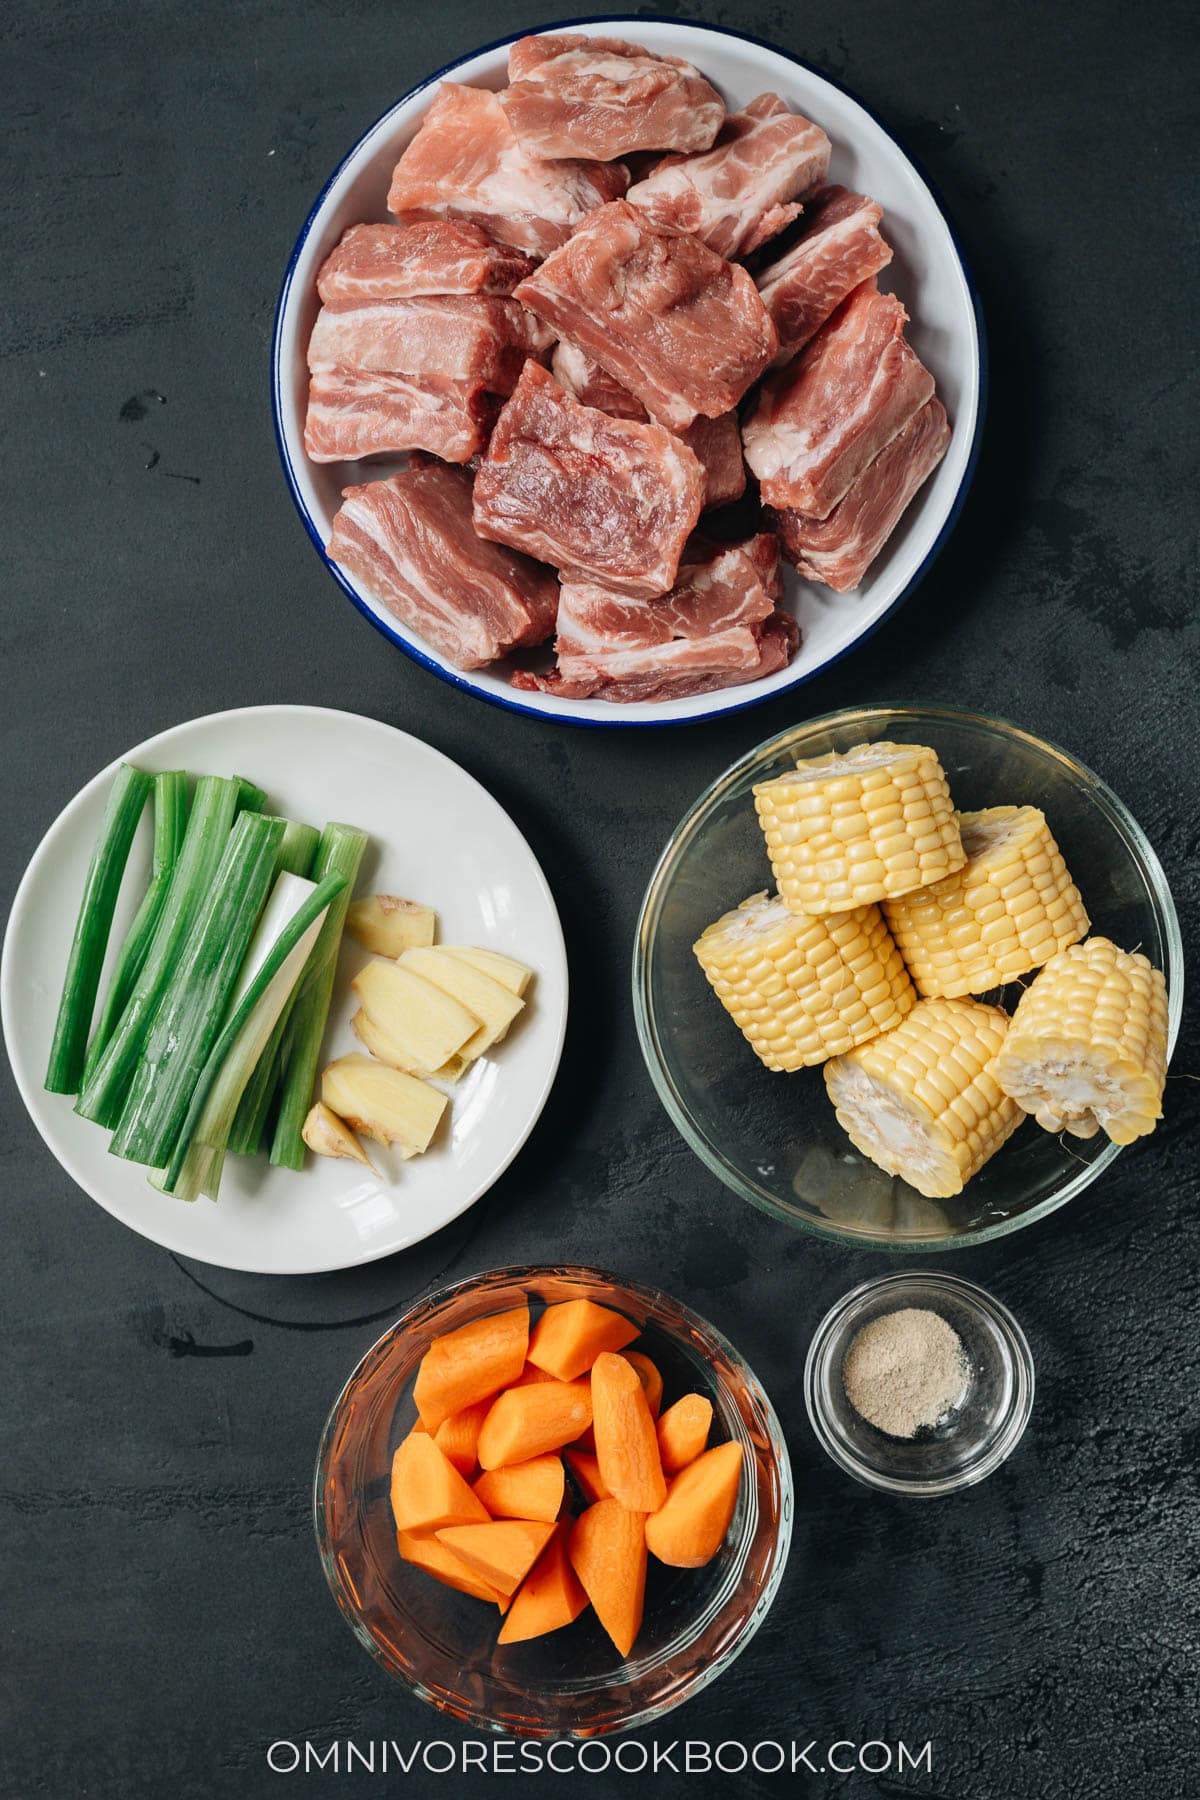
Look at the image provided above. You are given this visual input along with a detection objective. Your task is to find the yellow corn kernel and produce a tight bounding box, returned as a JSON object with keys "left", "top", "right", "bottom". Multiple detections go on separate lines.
{"left": 992, "top": 936, "right": 1168, "bottom": 1145}
{"left": 823, "top": 996, "right": 1023, "bottom": 1197}
{"left": 883, "top": 805, "right": 1090, "bottom": 997}
{"left": 693, "top": 891, "right": 915, "bottom": 1071}
{"left": 753, "top": 741, "right": 964, "bottom": 915}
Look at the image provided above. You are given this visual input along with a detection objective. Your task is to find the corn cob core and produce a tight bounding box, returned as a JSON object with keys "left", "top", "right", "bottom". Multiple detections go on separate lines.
{"left": 753, "top": 741, "right": 964, "bottom": 915}
{"left": 693, "top": 891, "right": 915, "bottom": 1071}
{"left": 992, "top": 936, "right": 1168, "bottom": 1145}
{"left": 823, "top": 996, "right": 1023, "bottom": 1197}
{"left": 883, "top": 805, "right": 1090, "bottom": 998}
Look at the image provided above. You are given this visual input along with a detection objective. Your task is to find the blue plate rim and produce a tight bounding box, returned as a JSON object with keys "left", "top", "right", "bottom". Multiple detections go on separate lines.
{"left": 270, "top": 13, "right": 989, "bottom": 731}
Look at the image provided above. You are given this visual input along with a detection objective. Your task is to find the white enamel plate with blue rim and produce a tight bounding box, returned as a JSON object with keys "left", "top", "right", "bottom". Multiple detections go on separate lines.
{"left": 272, "top": 17, "right": 984, "bottom": 728}
{"left": 2, "top": 707, "right": 568, "bottom": 1275}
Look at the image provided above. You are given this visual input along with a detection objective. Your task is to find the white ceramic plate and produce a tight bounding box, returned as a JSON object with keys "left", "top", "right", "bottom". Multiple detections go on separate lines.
{"left": 273, "top": 17, "right": 984, "bottom": 728}
{"left": 2, "top": 706, "right": 567, "bottom": 1275}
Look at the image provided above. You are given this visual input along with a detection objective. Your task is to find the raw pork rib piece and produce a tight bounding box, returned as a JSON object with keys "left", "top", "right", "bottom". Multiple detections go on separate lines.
{"left": 316, "top": 221, "right": 535, "bottom": 304}
{"left": 771, "top": 396, "right": 950, "bottom": 590}
{"left": 327, "top": 462, "right": 558, "bottom": 669}
{"left": 514, "top": 200, "right": 777, "bottom": 430}
{"left": 742, "top": 281, "right": 935, "bottom": 516}
{"left": 511, "top": 535, "right": 798, "bottom": 702}
{"left": 550, "top": 342, "right": 746, "bottom": 508}
{"left": 473, "top": 359, "right": 704, "bottom": 598}
{"left": 502, "top": 32, "right": 725, "bottom": 161}
{"left": 307, "top": 295, "right": 552, "bottom": 390}
{"left": 626, "top": 94, "right": 831, "bottom": 259}
{"left": 387, "top": 82, "right": 627, "bottom": 257}
{"left": 757, "top": 186, "right": 893, "bottom": 359}
{"left": 304, "top": 368, "right": 497, "bottom": 464}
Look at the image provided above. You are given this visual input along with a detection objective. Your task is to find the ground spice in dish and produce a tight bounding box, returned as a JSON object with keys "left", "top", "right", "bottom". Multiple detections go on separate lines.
{"left": 842, "top": 1307, "right": 969, "bottom": 1438}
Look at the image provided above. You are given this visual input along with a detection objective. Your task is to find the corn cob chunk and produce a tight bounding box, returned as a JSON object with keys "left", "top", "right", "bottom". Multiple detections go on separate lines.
{"left": 694, "top": 891, "right": 915, "bottom": 1071}
{"left": 823, "top": 996, "right": 1023, "bottom": 1197}
{"left": 753, "top": 741, "right": 964, "bottom": 915}
{"left": 883, "top": 805, "right": 1090, "bottom": 998}
{"left": 992, "top": 937, "right": 1168, "bottom": 1145}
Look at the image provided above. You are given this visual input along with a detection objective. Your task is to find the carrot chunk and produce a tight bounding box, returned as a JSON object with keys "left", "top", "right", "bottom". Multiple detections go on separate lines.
{"left": 473, "top": 1454, "right": 565, "bottom": 1523}
{"left": 527, "top": 1299, "right": 639, "bottom": 1381}
{"left": 656, "top": 1393, "right": 714, "bottom": 1475}
{"left": 397, "top": 1529, "right": 507, "bottom": 1604}
{"left": 509, "top": 1362, "right": 561, "bottom": 1387}
{"left": 433, "top": 1398, "right": 492, "bottom": 1476}
{"left": 645, "top": 1440, "right": 743, "bottom": 1568}
{"left": 497, "top": 1525, "right": 588, "bottom": 1645}
{"left": 390, "top": 1431, "right": 491, "bottom": 1534}
{"left": 436, "top": 1519, "right": 556, "bottom": 1596}
{"left": 564, "top": 1447, "right": 611, "bottom": 1504}
{"left": 413, "top": 1305, "right": 530, "bottom": 1433}
{"left": 591, "top": 1351, "right": 667, "bottom": 1513}
{"left": 622, "top": 1351, "right": 664, "bottom": 1419}
{"left": 476, "top": 1378, "right": 592, "bottom": 1470}
{"left": 569, "top": 1500, "right": 647, "bottom": 1659}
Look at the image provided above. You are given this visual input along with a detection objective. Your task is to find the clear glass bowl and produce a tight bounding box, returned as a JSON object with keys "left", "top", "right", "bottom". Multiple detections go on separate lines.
{"left": 634, "top": 705, "right": 1183, "bottom": 1251}
{"left": 314, "top": 1266, "right": 792, "bottom": 1737}
{"left": 804, "top": 1271, "right": 1034, "bottom": 1495}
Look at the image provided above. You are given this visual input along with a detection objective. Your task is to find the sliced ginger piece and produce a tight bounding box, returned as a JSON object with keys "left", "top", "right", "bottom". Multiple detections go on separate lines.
{"left": 352, "top": 959, "right": 477, "bottom": 1077}
{"left": 591, "top": 1351, "right": 666, "bottom": 1513}
{"left": 436, "top": 1519, "right": 555, "bottom": 1596}
{"left": 390, "top": 1430, "right": 490, "bottom": 1534}
{"left": 321, "top": 1054, "right": 446, "bottom": 1158}
{"left": 527, "top": 1299, "right": 640, "bottom": 1382}
{"left": 645, "top": 1440, "right": 743, "bottom": 1568}
{"left": 400, "top": 947, "right": 524, "bottom": 1061}
{"left": 397, "top": 1529, "right": 506, "bottom": 1604}
{"left": 473, "top": 1453, "right": 564, "bottom": 1524}
{"left": 413, "top": 1305, "right": 529, "bottom": 1434}
{"left": 497, "top": 1525, "right": 588, "bottom": 1645}
{"left": 346, "top": 894, "right": 437, "bottom": 957}
{"left": 444, "top": 946, "right": 534, "bottom": 998}
{"left": 656, "top": 1394, "right": 713, "bottom": 1475}
{"left": 301, "top": 1101, "right": 376, "bottom": 1173}
{"left": 569, "top": 1499, "right": 646, "bottom": 1659}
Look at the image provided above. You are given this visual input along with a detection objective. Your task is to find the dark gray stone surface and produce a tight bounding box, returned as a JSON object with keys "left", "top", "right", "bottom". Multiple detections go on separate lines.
{"left": 2, "top": 3, "right": 1196, "bottom": 1796}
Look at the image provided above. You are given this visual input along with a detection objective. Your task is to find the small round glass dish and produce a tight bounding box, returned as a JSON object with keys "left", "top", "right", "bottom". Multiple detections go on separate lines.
{"left": 314, "top": 1265, "right": 792, "bottom": 1737}
{"left": 804, "top": 1270, "right": 1034, "bottom": 1495}
{"left": 634, "top": 704, "right": 1183, "bottom": 1250}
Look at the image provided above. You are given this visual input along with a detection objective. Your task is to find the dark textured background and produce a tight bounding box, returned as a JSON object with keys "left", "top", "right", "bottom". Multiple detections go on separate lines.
{"left": 2, "top": 2, "right": 1197, "bottom": 1795}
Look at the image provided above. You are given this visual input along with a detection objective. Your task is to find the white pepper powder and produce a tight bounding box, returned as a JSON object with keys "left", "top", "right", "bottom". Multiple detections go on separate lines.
{"left": 842, "top": 1307, "right": 969, "bottom": 1438}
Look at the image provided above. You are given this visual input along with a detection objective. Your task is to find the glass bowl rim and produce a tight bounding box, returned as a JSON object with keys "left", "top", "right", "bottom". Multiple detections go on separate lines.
{"left": 633, "top": 701, "right": 1184, "bottom": 1252}
{"left": 802, "top": 1268, "right": 1035, "bottom": 1496}
{"left": 312, "top": 1262, "right": 795, "bottom": 1737}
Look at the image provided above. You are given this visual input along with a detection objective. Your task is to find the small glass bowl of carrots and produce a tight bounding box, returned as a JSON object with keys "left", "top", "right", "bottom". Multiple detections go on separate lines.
{"left": 314, "top": 1265, "right": 792, "bottom": 1737}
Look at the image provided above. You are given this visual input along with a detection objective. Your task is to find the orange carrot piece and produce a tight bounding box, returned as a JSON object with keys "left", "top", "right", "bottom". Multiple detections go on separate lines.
{"left": 433, "top": 1398, "right": 492, "bottom": 1477}
{"left": 645, "top": 1441, "right": 743, "bottom": 1568}
{"left": 622, "top": 1351, "right": 663, "bottom": 1419}
{"left": 656, "top": 1393, "right": 713, "bottom": 1475}
{"left": 497, "top": 1525, "right": 588, "bottom": 1645}
{"left": 476, "top": 1378, "right": 592, "bottom": 1470}
{"left": 509, "top": 1362, "right": 561, "bottom": 1387}
{"left": 568, "top": 1500, "right": 646, "bottom": 1659}
{"left": 436, "top": 1519, "right": 555, "bottom": 1596}
{"left": 413, "top": 1305, "right": 529, "bottom": 1433}
{"left": 591, "top": 1351, "right": 667, "bottom": 1513}
{"left": 564, "top": 1447, "right": 611, "bottom": 1504}
{"left": 396, "top": 1529, "right": 507, "bottom": 1604}
{"left": 527, "top": 1299, "right": 639, "bottom": 1381}
{"left": 390, "top": 1431, "right": 491, "bottom": 1534}
{"left": 473, "top": 1454, "right": 565, "bottom": 1524}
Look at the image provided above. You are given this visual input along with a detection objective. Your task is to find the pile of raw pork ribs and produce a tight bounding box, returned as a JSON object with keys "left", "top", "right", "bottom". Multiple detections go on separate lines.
{"left": 304, "top": 32, "right": 951, "bottom": 703}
